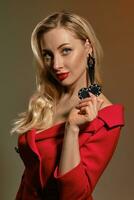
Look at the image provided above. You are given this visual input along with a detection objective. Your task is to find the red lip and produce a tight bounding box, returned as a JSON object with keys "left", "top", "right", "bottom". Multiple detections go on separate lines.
{"left": 56, "top": 72, "right": 69, "bottom": 81}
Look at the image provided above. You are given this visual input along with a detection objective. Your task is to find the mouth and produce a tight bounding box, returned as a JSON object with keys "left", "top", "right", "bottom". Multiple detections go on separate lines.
{"left": 56, "top": 72, "right": 70, "bottom": 81}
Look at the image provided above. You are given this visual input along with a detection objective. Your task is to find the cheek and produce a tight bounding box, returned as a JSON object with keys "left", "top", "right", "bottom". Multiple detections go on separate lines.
{"left": 68, "top": 51, "right": 87, "bottom": 69}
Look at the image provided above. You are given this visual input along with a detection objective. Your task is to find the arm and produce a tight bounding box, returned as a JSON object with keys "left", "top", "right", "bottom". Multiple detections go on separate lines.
{"left": 54, "top": 105, "right": 124, "bottom": 200}
{"left": 54, "top": 122, "right": 123, "bottom": 200}
{"left": 58, "top": 94, "right": 104, "bottom": 176}
{"left": 58, "top": 123, "right": 80, "bottom": 176}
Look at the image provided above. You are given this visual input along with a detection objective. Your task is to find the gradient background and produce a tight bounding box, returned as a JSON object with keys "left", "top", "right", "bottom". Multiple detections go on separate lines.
{"left": 1, "top": 0, "right": 133, "bottom": 199}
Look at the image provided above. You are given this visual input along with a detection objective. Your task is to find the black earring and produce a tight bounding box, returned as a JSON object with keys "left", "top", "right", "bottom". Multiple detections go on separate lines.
{"left": 78, "top": 54, "right": 102, "bottom": 100}
{"left": 87, "top": 54, "right": 95, "bottom": 85}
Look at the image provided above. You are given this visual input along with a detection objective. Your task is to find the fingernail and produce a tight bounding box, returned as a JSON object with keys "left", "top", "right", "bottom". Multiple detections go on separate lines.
{"left": 89, "top": 92, "right": 93, "bottom": 96}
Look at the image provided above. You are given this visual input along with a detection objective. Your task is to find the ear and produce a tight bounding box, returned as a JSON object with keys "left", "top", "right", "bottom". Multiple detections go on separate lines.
{"left": 85, "top": 39, "right": 93, "bottom": 56}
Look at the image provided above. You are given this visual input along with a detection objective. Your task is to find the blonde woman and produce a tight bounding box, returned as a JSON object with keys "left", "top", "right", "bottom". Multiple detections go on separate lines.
{"left": 12, "top": 11, "right": 124, "bottom": 200}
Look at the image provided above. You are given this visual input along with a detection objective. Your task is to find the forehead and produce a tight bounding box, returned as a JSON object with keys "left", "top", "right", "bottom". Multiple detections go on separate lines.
{"left": 40, "top": 28, "right": 81, "bottom": 49}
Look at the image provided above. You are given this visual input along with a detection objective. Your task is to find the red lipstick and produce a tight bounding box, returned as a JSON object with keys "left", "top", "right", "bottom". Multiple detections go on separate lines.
{"left": 56, "top": 72, "right": 69, "bottom": 81}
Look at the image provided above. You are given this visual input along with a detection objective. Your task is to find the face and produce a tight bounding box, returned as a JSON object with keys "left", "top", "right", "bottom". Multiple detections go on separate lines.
{"left": 40, "top": 27, "right": 92, "bottom": 88}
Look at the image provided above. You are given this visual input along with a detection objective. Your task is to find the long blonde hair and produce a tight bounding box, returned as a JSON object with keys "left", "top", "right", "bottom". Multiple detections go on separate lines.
{"left": 10, "top": 10, "right": 103, "bottom": 134}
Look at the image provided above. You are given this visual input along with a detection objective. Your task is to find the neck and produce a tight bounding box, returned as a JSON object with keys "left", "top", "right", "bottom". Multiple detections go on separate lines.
{"left": 60, "top": 68, "right": 90, "bottom": 100}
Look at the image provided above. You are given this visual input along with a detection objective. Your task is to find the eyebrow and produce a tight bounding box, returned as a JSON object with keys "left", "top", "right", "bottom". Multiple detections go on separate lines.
{"left": 42, "top": 43, "right": 70, "bottom": 52}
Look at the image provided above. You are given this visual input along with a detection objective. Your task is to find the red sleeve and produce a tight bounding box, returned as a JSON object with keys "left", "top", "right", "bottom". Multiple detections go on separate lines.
{"left": 53, "top": 104, "right": 125, "bottom": 200}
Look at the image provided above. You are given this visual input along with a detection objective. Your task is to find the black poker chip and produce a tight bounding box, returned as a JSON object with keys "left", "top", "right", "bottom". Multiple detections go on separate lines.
{"left": 78, "top": 87, "right": 90, "bottom": 100}
{"left": 78, "top": 84, "right": 102, "bottom": 99}
{"left": 88, "top": 84, "right": 102, "bottom": 96}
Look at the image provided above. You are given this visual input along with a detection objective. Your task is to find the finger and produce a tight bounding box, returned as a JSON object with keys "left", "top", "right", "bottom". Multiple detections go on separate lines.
{"left": 89, "top": 93, "right": 98, "bottom": 113}
{"left": 78, "top": 95, "right": 95, "bottom": 106}
{"left": 77, "top": 94, "right": 104, "bottom": 118}
{"left": 79, "top": 103, "right": 97, "bottom": 121}
{"left": 79, "top": 92, "right": 97, "bottom": 104}
{"left": 78, "top": 95, "right": 92, "bottom": 103}
{"left": 79, "top": 104, "right": 92, "bottom": 115}
{"left": 78, "top": 95, "right": 97, "bottom": 112}
{"left": 76, "top": 101, "right": 92, "bottom": 108}
{"left": 89, "top": 92, "right": 95, "bottom": 97}
{"left": 97, "top": 98, "right": 104, "bottom": 110}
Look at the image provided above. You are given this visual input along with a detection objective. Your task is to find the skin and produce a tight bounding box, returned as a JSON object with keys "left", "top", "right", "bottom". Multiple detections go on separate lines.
{"left": 40, "top": 27, "right": 112, "bottom": 175}
{"left": 41, "top": 28, "right": 92, "bottom": 94}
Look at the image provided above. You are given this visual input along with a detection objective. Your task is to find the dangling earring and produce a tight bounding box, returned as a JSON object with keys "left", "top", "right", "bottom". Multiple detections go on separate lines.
{"left": 87, "top": 54, "right": 95, "bottom": 85}
{"left": 78, "top": 54, "right": 102, "bottom": 99}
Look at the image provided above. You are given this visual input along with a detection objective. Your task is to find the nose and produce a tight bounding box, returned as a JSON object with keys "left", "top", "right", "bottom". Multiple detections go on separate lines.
{"left": 52, "top": 54, "right": 63, "bottom": 71}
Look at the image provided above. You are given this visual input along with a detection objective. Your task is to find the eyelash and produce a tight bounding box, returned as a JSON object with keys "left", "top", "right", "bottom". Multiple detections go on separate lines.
{"left": 62, "top": 48, "right": 72, "bottom": 55}
{"left": 42, "top": 47, "right": 72, "bottom": 61}
{"left": 43, "top": 53, "right": 52, "bottom": 62}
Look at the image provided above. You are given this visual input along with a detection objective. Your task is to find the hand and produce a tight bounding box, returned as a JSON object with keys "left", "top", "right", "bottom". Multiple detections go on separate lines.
{"left": 66, "top": 93, "right": 104, "bottom": 128}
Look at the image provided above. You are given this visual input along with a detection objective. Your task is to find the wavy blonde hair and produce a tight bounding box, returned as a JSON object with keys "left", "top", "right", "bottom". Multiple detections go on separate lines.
{"left": 10, "top": 10, "right": 103, "bottom": 134}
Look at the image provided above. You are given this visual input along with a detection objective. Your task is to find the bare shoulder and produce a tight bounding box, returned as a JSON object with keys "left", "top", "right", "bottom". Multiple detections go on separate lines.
{"left": 98, "top": 93, "right": 113, "bottom": 110}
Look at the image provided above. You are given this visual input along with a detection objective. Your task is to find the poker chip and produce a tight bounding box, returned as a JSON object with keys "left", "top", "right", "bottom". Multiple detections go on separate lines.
{"left": 78, "top": 87, "right": 90, "bottom": 99}
{"left": 78, "top": 84, "right": 102, "bottom": 99}
{"left": 88, "top": 84, "right": 102, "bottom": 97}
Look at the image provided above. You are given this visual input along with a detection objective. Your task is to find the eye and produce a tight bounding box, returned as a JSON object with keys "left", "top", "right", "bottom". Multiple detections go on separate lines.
{"left": 43, "top": 54, "right": 51, "bottom": 62}
{"left": 62, "top": 48, "right": 72, "bottom": 55}
{"left": 42, "top": 51, "right": 53, "bottom": 63}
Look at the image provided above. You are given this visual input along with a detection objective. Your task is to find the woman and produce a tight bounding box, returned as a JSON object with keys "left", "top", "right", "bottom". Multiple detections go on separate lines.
{"left": 11, "top": 11, "right": 124, "bottom": 200}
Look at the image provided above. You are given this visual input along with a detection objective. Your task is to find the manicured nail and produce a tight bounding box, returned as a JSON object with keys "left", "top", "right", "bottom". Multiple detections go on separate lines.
{"left": 89, "top": 92, "right": 93, "bottom": 96}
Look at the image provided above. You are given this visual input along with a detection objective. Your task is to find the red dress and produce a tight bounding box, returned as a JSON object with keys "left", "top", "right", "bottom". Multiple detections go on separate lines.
{"left": 15, "top": 104, "right": 125, "bottom": 200}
